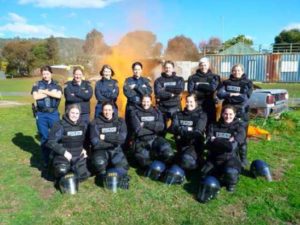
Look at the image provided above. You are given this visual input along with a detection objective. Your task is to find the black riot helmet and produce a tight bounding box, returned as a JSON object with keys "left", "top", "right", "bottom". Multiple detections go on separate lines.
{"left": 59, "top": 172, "right": 79, "bottom": 195}
{"left": 197, "top": 176, "right": 221, "bottom": 203}
{"left": 103, "top": 167, "right": 130, "bottom": 192}
{"left": 145, "top": 160, "right": 166, "bottom": 180}
{"left": 250, "top": 159, "right": 272, "bottom": 181}
{"left": 164, "top": 164, "right": 185, "bottom": 185}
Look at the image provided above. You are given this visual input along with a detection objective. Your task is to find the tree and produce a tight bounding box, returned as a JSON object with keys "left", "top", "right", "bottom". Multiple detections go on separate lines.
{"left": 2, "top": 41, "right": 34, "bottom": 76}
{"left": 199, "top": 37, "right": 222, "bottom": 54}
{"left": 223, "top": 35, "right": 253, "bottom": 50}
{"left": 46, "top": 35, "right": 59, "bottom": 64}
{"left": 83, "top": 29, "right": 111, "bottom": 56}
{"left": 273, "top": 29, "right": 300, "bottom": 52}
{"left": 31, "top": 42, "right": 49, "bottom": 68}
{"left": 116, "top": 30, "right": 162, "bottom": 58}
{"left": 164, "top": 35, "right": 199, "bottom": 61}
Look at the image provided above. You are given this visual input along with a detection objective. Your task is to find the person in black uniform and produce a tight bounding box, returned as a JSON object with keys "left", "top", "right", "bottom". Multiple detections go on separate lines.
{"left": 154, "top": 60, "right": 185, "bottom": 135}
{"left": 94, "top": 65, "right": 119, "bottom": 118}
{"left": 123, "top": 62, "right": 152, "bottom": 149}
{"left": 46, "top": 104, "right": 90, "bottom": 183}
{"left": 64, "top": 67, "right": 93, "bottom": 124}
{"left": 90, "top": 102, "right": 129, "bottom": 178}
{"left": 130, "top": 95, "right": 174, "bottom": 168}
{"left": 188, "top": 57, "right": 220, "bottom": 126}
{"left": 170, "top": 94, "right": 207, "bottom": 170}
{"left": 31, "top": 65, "right": 62, "bottom": 168}
{"left": 201, "top": 105, "right": 245, "bottom": 192}
{"left": 217, "top": 64, "right": 253, "bottom": 168}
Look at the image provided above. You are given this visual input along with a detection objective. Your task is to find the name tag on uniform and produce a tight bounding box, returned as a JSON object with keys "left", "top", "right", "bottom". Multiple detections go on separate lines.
{"left": 216, "top": 132, "right": 231, "bottom": 139}
{"left": 196, "top": 82, "right": 209, "bottom": 85}
{"left": 164, "top": 82, "right": 176, "bottom": 87}
{"left": 180, "top": 120, "right": 193, "bottom": 126}
{"left": 141, "top": 116, "right": 155, "bottom": 122}
{"left": 67, "top": 131, "right": 83, "bottom": 136}
{"left": 226, "top": 85, "right": 240, "bottom": 92}
{"left": 102, "top": 127, "right": 117, "bottom": 133}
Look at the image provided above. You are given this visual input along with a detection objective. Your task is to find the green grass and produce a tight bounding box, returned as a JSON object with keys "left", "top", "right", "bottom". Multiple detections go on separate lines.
{"left": 0, "top": 99, "right": 300, "bottom": 224}
{"left": 254, "top": 82, "right": 300, "bottom": 98}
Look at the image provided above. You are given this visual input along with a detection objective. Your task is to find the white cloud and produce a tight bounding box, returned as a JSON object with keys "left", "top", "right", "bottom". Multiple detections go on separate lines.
{"left": 283, "top": 23, "right": 300, "bottom": 31}
{"left": 0, "top": 13, "right": 65, "bottom": 38}
{"left": 18, "top": 0, "right": 121, "bottom": 8}
{"left": 8, "top": 12, "right": 27, "bottom": 23}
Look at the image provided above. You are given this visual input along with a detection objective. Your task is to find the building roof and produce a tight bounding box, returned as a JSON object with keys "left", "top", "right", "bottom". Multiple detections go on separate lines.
{"left": 221, "top": 42, "right": 259, "bottom": 55}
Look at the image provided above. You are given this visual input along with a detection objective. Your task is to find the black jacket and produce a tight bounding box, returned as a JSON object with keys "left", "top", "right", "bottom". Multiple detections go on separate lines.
{"left": 154, "top": 72, "right": 184, "bottom": 108}
{"left": 188, "top": 69, "right": 220, "bottom": 103}
{"left": 130, "top": 105, "right": 164, "bottom": 141}
{"left": 90, "top": 115, "right": 127, "bottom": 151}
{"left": 64, "top": 80, "right": 93, "bottom": 114}
{"left": 170, "top": 106, "right": 207, "bottom": 144}
{"left": 123, "top": 76, "right": 152, "bottom": 106}
{"left": 47, "top": 115, "right": 87, "bottom": 156}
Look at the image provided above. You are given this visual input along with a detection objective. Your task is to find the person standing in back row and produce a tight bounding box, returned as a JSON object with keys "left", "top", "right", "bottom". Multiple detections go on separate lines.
{"left": 154, "top": 60, "right": 184, "bottom": 136}
{"left": 31, "top": 65, "right": 62, "bottom": 170}
{"left": 188, "top": 57, "right": 220, "bottom": 127}
{"left": 64, "top": 67, "right": 93, "bottom": 124}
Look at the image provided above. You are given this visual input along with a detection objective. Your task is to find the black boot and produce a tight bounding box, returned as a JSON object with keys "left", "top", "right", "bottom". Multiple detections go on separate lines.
{"left": 239, "top": 143, "right": 249, "bottom": 169}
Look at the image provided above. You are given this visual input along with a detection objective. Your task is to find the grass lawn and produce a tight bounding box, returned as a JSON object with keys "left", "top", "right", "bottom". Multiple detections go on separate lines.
{"left": 0, "top": 93, "right": 300, "bottom": 224}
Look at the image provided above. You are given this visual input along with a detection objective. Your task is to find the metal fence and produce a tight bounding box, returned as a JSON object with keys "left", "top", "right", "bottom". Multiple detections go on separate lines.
{"left": 205, "top": 53, "right": 300, "bottom": 82}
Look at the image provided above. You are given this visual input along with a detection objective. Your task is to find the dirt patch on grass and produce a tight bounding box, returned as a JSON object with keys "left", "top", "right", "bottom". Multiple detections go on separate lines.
{"left": 221, "top": 201, "right": 247, "bottom": 222}
{"left": 0, "top": 100, "right": 28, "bottom": 108}
{"left": 272, "top": 166, "right": 285, "bottom": 181}
{"left": 29, "top": 171, "right": 56, "bottom": 199}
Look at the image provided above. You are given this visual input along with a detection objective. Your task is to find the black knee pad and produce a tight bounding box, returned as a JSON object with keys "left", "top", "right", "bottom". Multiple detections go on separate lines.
{"left": 223, "top": 167, "right": 239, "bottom": 186}
{"left": 54, "top": 163, "right": 70, "bottom": 178}
{"left": 93, "top": 156, "right": 108, "bottom": 175}
{"left": 135, "top": 148, "right": 151, "bottom": 168}
{"left": 180, "top": 153, "right": 197, "bottom": 170}
{"left": 73, "top": 158, "right": 91, "bottom": 182}
{"left": 112, "top": 151, "right": 129, "bottom": 170}
{"left": 158, "top": 142, "right": 174, "bottom": 162}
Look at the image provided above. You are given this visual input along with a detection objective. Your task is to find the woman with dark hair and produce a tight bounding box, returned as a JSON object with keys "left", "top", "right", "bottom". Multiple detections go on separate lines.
{"left": 217, "top": 64, "right": 253, "bottom": 168}
{"left": 201, "top": 105, "right": 245, "bottom": 192}
{"left": 94, "top": 64, "right": 119, "bottom": 118}
{"left": 64, "top": 67, "right": 93, "bottom": 124}
{"left": 90, "top": 102, "right": 129, "bottom": 180}
{"left": 47, "top": 104, "right": 90, "bottom": 183}
{"left": 31, "top": 65, "right": 62, "bottom": 169}
{"left": 170, "top": 94, "right": 207, "bottom": 171}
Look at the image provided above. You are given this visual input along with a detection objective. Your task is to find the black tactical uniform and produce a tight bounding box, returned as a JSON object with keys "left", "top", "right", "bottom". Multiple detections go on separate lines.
{"left": 170, "top": 106, "right": 207, "bottom": 170}
{"left": 130, "top": 105, "right": 174, "bottom": 167}
{"left": 90, "top": 114, "right": 129, "bottom": 176}
{"left": 94, "top": 78, "right": 119, "bottom": 118}
{"left": 154, "top": 72, "right": 184, "bottom": 134}
{"left": 202, "top": 118, "right": 245, "bottom": 191}
{"left": 217, "top": 74, "right": 253, "bottom": 167}
{"left": 188, "top": 69, "right": 220, "bottom": 125}
{"left": 46, "top": 115, "right": 90, "bottom": 181}
{"left": 64, "top": 80, "right": 93, "bottom": 124}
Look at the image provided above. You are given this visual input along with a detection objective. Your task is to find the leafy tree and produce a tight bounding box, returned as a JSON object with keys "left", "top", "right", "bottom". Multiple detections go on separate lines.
{"left": 116, "top": 30, "right": 162, "bottom": 58}
{"left": 223, "top": 35, "right": 253, "bottom": 49}
{"left": 273, "top": 29, "right": 300, "bottom": 52}
{"left": 165, "top": 35, "right": 199, "bottom": 61}
{"left": 45, "top": 35, "right": 59, "bottom": 64}
{"left": 2, "top": 41, "right": 34, "bottom": 76}
{"left": 31, "top": 42, "right": 48, "bottom": 68}
{"left": 199, "top": 37, "right": 222, "bottom": 54}
{"left": 83, "top": 29, "right": 111, "bottom": 55}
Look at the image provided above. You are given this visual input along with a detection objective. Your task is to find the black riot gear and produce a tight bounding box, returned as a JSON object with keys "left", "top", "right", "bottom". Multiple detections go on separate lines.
{"left": 59, "top": 172, "right": 79, "bottom": 195}
{"left": 164, "top": 164, "right": 185, "bottom": 185}
{"left": 145, "top": 160, "right": 166, "bottom": 180}
{"left": 197, "top": 176, "right": 221, "bottom": 203}
{"left": 250, "top": 159, "right": 272, "bottom": 181}
{"left": 103, "top": 167, "right": 130, "bottom": 191}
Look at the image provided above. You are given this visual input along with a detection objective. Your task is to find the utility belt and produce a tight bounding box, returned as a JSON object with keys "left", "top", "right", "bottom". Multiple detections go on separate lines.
{"left": 37, "top": 107, "right": 57, "bottom": 113}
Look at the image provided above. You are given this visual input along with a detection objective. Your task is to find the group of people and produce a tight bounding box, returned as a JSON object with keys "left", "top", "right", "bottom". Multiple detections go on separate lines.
{"left": 31, "top": 58, "right": 253, "bottom": 196}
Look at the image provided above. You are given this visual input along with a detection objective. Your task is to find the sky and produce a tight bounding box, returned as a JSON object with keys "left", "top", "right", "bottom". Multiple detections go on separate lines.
{"left": 0, "top": 0, "right": 300, "bottom": 49}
